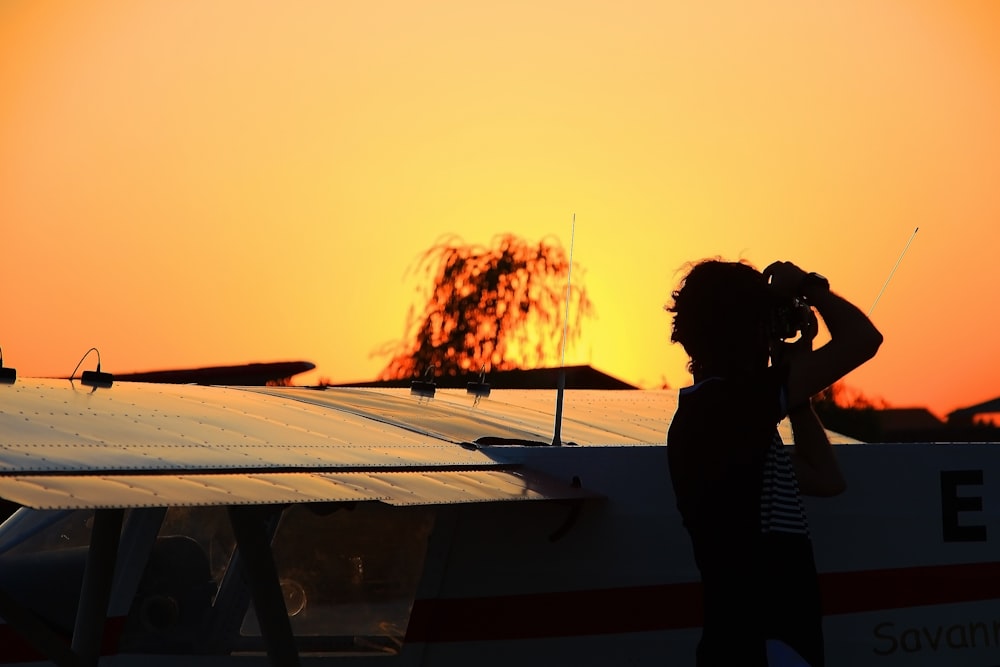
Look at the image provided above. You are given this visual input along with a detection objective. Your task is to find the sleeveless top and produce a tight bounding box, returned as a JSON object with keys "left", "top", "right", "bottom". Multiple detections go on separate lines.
{"left": 667, "top": 368, "right": 824, "bottom": 667}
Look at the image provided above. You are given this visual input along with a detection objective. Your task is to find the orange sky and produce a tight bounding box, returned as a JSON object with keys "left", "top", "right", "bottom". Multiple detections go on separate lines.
{"left": 2, "top": 0, "right": 999, "bottom": 419}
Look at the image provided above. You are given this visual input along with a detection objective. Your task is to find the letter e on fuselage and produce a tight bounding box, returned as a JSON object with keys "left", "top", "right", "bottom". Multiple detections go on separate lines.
{"left": 940, "top": 470, "right": 987, "bottom": 543}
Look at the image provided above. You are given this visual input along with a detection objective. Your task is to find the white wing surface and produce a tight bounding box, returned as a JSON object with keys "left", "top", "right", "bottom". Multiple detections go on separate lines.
{"left": 0, "top": 380, "right": 852, "bottom": 510}
{"left": 0, "top": 380, "right": 614, "bottom": 510}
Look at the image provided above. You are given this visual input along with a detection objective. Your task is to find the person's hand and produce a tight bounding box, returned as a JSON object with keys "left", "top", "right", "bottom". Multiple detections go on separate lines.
{"left": 763, "top": 261, "right": 808, "bottom": 300}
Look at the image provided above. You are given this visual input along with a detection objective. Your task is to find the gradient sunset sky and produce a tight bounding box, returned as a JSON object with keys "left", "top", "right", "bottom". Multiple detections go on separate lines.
{"left": 2, "top": 1, "right": 999, "bottom": 418}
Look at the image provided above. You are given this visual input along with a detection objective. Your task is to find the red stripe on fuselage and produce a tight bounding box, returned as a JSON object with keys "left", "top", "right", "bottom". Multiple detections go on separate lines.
{"left": 819, "top": 560, "right": 1000, "bottom": 615}
{"left": 0, "top": 616, "right": 124, "bottom": 664}
{"left": 406, "top": 560, "right": 1000, "bottom": 643}
{"left": 3, "top": 561, "right": 997, "bottom": 657}
{"left": 405, "top": 583, "right": 702, "bottom": 643}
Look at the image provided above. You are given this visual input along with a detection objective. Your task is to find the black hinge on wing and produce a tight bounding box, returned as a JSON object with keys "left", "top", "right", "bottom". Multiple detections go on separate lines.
{"left": 474, "top": 436, "right": 577, "bottom": 447}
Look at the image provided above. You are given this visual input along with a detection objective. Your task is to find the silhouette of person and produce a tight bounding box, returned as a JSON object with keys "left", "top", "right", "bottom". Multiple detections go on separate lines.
{"left": 665, "top": 259, "right": 882, "bottom": 667}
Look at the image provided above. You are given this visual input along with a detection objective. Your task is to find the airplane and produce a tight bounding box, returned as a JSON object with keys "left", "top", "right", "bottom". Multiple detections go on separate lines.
{"left": 0, "top": 376, "right": 998, "bottom": 666}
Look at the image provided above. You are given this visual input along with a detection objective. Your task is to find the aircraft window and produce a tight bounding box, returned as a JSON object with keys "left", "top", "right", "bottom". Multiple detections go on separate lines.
{"left": 239, "top": 502, "right": 434, "bottom": 655}
{"left": 119, "top": 506, "right": 237, "bottom": 655}
{"left": 0, "top": 509, "right": 101, "bottom": 637}
{"left": 0, "top": 508, "right": 96, "bottom": 556}
{"left": 157, "top": 506, "right": 237, "bottom": 589}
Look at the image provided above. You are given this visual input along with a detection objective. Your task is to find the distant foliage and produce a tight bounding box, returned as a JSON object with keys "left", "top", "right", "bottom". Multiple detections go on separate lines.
{"left": 812, "top": 381, "right": 886, "bottom": 441}
{"left": 814, "top": 381, "right": 887, "bottom": 410}
{"left": 377, "top": 234, "right": 594, "bottom": 380}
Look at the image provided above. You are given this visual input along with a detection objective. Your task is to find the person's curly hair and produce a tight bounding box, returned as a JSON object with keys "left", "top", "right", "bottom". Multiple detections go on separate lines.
{"left": 666, "top": 259, "right": 772, "bottom": 377}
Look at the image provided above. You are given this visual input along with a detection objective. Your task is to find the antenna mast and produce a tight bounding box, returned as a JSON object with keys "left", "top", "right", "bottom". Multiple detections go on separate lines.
{"left": 869, "top": 227, "right": 919, "bottom": 316}
{"left": 552, "top": 214, "right": 576, "bottom": 446}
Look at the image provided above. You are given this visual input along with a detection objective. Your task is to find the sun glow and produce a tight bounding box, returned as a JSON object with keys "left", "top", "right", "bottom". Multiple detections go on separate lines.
{"left": 2, "top": 0, "right": 999, "bottom": 417}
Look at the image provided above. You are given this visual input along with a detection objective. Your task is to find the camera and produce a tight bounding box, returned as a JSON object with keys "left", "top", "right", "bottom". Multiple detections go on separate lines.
{"left": 770, "top": 296, "right": 813, "bottom": 341}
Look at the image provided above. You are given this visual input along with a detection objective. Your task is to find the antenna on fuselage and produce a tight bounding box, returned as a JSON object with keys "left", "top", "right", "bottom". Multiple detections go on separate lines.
{"left": 410, "top": 366, "right": 436, "bottom": 398}
{"left": 551, "top": 214, "right": 576, "bottom": 447}
{"left": 868, "top": 227, "right": 919, "bottom": 316}
{"left": 0, "top": 346, "right": 15, "bottom": 385}
{"left": 70, "top": 347, "right": 114, "bottom": 389}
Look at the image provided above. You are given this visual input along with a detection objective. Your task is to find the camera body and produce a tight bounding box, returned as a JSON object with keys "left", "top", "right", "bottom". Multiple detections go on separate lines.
{"left": 769, "top": 295, "right": 813, "bottom": 341}
{"left": 767, "top": 271, "right": 827, "bottom": 341}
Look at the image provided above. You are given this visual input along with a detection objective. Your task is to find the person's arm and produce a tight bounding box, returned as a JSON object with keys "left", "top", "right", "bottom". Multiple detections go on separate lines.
{"left": 764, "top": 262, "right": 883, "bottom": 409}
{"left": 788, "top": 400, "right": 846, "bottom": 496}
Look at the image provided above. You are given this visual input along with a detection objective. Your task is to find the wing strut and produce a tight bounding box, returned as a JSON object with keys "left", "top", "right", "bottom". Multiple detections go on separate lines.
{"left": 228, "top": 506, "right": 300, "bottom": 667}
{"left": 72, "top": 508, "right": 123, "bottom": 666}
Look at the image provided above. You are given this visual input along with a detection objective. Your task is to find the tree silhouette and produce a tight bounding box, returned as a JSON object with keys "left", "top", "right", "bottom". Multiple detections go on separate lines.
{"left": 811, "top": 381, "right": 886, "bottom": 442}
{"left": 377, "top": 234, "right": 594, "bottom": 380}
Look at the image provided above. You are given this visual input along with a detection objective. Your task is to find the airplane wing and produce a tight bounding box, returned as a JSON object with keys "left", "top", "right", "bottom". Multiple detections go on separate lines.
{"left": 0, "top": 379, "right": 855, "bottom": 511}
{"left": 0, "top": 380, "right": 618, "bottom": 511}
